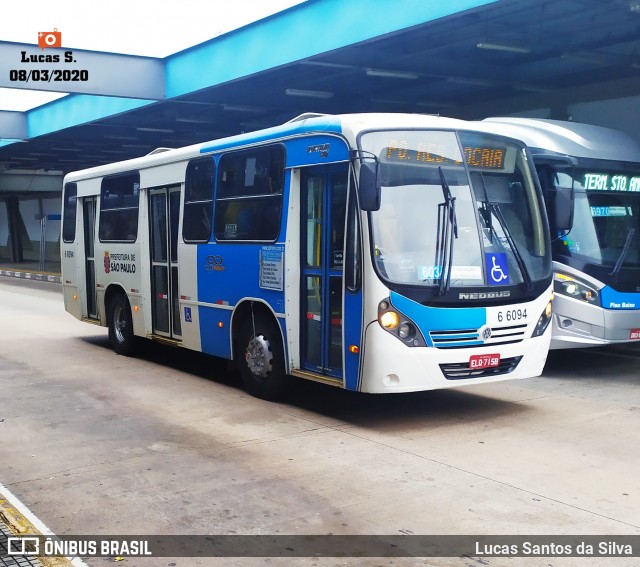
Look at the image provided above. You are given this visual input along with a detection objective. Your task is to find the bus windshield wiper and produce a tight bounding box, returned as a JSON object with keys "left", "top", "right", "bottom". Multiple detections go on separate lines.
{"left": 610, "top": 227, "right": 636, "bottom": 277}
{"left": 489, "top": 203, "right": 533, "bottom": 291}
{"left": 434, "top": 166, "right": 458, "bottom": 295}
{"left": 478, "top": 173, "right": 494, "bottom": 243}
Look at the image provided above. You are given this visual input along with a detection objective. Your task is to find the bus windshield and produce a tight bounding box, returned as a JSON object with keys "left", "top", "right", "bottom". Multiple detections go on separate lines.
{"left": 553, "top": 166, "right": 640, "bottom": 269}
{"left": 361, "top": 129, "right": 550, "bottom": 289}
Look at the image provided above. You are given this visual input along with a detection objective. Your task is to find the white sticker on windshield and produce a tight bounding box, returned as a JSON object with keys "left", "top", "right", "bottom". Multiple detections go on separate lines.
{"left": 451, "top": 265, "right": 483, "bottom": 280}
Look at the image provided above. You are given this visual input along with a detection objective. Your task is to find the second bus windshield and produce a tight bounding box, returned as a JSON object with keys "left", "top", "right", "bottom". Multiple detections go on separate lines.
{"left": 553, "top": 166, "right": 640, "bottom": 269}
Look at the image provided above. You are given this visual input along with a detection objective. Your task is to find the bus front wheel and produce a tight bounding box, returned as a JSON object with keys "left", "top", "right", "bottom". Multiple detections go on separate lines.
{"left": 108, "top": 293, "right": 136, "bottom": 356}
{"left": 237, "top": 315, "right": 287, "bottom": 400}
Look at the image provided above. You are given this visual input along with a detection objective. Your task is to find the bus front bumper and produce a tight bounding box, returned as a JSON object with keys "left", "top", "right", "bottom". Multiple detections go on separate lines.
{"left": 358, "top": 322, "right": 550, "bottom": 394}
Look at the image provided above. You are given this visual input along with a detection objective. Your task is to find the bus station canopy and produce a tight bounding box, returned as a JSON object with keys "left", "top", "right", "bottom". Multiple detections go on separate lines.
{"left": 0, "top": 0, "right": 639, "bottom": 175}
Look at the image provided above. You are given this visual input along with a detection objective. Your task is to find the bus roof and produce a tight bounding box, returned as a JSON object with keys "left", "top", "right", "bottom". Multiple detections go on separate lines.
{"left": 62, "top": 112, "right": 477, "bottom": 183}
{"left": 480, "top": 117, "right": 640, "bottom": 163}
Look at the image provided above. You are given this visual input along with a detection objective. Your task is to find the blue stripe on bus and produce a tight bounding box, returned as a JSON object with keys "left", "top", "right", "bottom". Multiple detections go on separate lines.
{"left": 196, "top": 242, "right": 287, "bottom": 359}
{"left": 198, "top": 305, "right": 233, "bottom": 359}
{"left": 199, "top": 120, "right": 343, "bottom": 155}
{"left": 344, "top": 289, "right": 363, "bottom": 391}
{"left": 283, "top": 135, "right": 350, "bottom": 167}
{"left": 600, "top": 286, "right": 640, "bottom": 310}
{"left": 431, "top": 341, "right": 484, "bottom": 348}
{"left": 390, "top": 291, "right": 486, "bottom": 348}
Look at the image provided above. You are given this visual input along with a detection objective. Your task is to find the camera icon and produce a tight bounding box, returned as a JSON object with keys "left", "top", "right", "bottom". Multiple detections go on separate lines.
{"left": 38, "top": 29, "right": 62, "bottom": 50}
{"left": 7, "top": 536, "right": 40, "bottom": 555}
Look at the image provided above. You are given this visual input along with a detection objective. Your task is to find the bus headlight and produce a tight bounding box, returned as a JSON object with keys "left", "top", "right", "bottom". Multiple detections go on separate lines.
{"left": 380, "top": 310, "right": 400, "bottom": 329}
{"left": 378, "top": 299, "right": 425, "bottom": 346}
{"left": 533, "top": 294, "right": 554, "bottom": 338}
{"left": 553, "top": 272, "right": 600, "bottom": 305}
{"left": 398, "top": 322, "right": 415, "bottom": 340}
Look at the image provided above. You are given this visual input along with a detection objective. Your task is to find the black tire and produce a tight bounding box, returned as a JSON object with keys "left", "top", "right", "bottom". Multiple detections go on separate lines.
{"left": 108, "top": 293, "right": 136, "bottom": 356}
{"left": 236, "top": 314, "right": 287, "bottom": 400}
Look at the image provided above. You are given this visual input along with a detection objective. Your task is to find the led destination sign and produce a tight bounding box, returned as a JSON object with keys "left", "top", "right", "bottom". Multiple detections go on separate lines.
{"left": 583, "top": 173, "right": 640, "bottom": 192}
{"left": 464, "top": 146, "right": 505, "bottom": 170}
{"left": 385, "top": 142, "right": 506, "bottom": 170}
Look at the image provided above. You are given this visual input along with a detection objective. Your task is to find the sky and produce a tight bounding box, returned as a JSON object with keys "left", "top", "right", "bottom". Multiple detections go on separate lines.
{"left": 0, "top": 0, "right": 306, "bottom": 112}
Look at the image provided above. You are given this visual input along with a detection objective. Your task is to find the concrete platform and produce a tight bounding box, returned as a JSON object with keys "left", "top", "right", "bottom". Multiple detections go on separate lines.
{"left": 0, "top": 279, "right": 639, "bottom": 566}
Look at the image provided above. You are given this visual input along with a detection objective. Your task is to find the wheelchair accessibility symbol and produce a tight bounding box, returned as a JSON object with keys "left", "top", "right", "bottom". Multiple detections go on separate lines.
{"left": 486, "top": 253, "right": 510, "bottom": 285}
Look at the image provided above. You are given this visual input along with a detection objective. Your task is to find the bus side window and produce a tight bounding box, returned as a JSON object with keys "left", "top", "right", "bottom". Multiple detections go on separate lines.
{"left": 183, "top": 157, "right": 215, "bottom": 243}
{"left": 62, "top": 182, "right": 77, "bottom": 243}
{"left": 214, "top": 145, "right": 284, "bottom": 242}
{"left": 99, "top": 173, "right": 140, "bottom": 242}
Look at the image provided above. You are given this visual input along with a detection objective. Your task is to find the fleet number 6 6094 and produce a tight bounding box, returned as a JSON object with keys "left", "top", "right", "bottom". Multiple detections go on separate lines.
{"left": 497, "top": 308, "right": 527, "bottom": 323}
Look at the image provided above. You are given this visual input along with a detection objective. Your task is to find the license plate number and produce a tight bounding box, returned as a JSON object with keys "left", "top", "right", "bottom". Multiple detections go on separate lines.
{"left": 469, "top": 354, "right": 501, "bottom": 369}
{"left": 630, "top": 329, "right": 640, "bottom": 340}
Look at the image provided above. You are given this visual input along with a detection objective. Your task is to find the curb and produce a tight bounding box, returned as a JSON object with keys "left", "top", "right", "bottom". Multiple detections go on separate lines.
{"left": 0, "top": 270, "right": 61, "bottom": 284}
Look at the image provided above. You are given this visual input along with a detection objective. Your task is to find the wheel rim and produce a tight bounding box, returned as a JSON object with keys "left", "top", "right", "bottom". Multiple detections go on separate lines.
{"left": 245, "top": 334, "right": 273, "bottom": 378}
{"left": 113, "top": 304, "right": 128, "bottom": 344}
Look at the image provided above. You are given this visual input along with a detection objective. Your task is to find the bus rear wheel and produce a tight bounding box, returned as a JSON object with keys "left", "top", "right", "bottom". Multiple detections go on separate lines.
{"left": 237, "top": 314, "right": 287, "bottom": 400}
{"left": 108, "top": 293, "right": 136, "bottom": 356}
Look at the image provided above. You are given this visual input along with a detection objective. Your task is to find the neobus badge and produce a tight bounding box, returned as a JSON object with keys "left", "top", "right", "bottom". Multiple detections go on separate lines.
{"left": 459, "top": 291, "right": 511, "bottom": 300}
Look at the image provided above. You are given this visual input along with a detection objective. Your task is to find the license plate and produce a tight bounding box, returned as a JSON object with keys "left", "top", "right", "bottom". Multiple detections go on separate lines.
{"left": 630, "top": 329, "right": 640, "bottom": 340}
{"left": 469, "top": 354, "right": 501, "bottom": 369}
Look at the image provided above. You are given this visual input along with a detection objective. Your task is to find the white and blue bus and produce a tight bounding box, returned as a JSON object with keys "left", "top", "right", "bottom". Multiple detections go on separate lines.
{"left": 61, "top": 113, "right": 554, "bottom": 399}
{"left": 482, "top": 118, "right": 640, "bottom": 349}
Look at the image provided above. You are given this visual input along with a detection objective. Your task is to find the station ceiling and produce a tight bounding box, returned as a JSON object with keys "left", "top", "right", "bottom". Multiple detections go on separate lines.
{"left": 1, "top": 0, "right": 640, "bottom": 177}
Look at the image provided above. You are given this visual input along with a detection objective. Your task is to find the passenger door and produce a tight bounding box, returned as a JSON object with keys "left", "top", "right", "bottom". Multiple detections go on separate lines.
{"left": 82, "top": 197, "right": 97, "bottom": 319}
{"left": 149, "top": 186, "right": 182, "bottom": 339}
{"left": 301, "top": 165, "right": 362, "bottom": 382}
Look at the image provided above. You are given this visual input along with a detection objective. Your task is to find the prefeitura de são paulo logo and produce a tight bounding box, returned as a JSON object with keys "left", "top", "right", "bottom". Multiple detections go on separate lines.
{"left": 104, "top": 251, "right": 111, "bottom": 273}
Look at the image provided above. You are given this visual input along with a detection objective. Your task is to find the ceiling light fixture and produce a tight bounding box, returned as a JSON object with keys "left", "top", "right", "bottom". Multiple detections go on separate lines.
{"left": 222, "top": 104, "right": 264, "bottom": 112}
{"left": 175, "top": 117, "right": 213, "bottom": 124}
{"left": 285, "top": 88, "right": 334, "bottom": 99}
{"left": 366, "top": 68, "right": 420, "bottom": 79}
{"left": 136, "top": 127, "right": 175, "bottom": 133}
{"left": 447, "top": 76, "right": 494, "bottom": 87}
{"left": 301, "top": 61, "right": 352, "bottom": 70}
{"left": 477, "top": 42, "right": 530, "bottom": 54}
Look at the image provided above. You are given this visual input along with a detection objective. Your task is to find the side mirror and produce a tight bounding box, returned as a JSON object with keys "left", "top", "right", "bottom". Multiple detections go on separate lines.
{"left": 358, "top": 161, "right": 381, "bottom": 211}
{"left": 554, "top": 185, "right": 574, "bottom": 232}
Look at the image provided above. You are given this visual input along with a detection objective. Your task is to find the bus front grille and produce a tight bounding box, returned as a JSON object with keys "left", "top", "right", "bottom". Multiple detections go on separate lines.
{"left": 429, "top": 324, "right": 527, "bottom": 348}
{"left": 439, "top": 356, "right": 523, "bottom": 380}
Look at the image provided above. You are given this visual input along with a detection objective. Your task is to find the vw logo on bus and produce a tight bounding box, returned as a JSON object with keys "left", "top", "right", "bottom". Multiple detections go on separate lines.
{"left": 479, "top": 325, "right": 493, "bottom": 341}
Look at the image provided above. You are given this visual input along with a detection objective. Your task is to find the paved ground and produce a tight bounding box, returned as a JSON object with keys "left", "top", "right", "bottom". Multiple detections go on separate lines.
{"left": 0, "top": 277, "right": 639, "bottom": 567}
